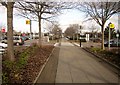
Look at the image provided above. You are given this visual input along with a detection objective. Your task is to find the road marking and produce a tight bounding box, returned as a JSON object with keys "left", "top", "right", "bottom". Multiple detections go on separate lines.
{"left": 54, "top": 43, "right": 59, "bottom": 46}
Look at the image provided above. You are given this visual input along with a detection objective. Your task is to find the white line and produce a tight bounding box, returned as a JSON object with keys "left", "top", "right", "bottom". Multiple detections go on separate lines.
{"left": 54, "top": 43, "right": 59, "bottom": 46}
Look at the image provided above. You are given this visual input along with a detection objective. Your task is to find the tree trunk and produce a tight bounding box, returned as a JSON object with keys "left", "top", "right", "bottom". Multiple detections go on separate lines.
{"left": 7, "top": 2, "right": 15, "bottom": 61}
{"left": 101, "top": 25, "right": 105, "bottom": 50}
{"left": 38, "top": 15, "right": 42, "bottom": 46}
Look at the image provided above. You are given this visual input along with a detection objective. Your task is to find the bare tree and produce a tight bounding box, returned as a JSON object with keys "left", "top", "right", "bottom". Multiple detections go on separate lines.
{"left": 70, "top": 24, "right": 80, "bottom": 40}
{"left": 77, "top": 1, "right": 119, "bottom": 50}
{"left": 51, "top": 24, "right": 62, "bottom": 39}
{"left": 0, "top": 1, "right": 75, "bottom": 60}
{"left": 14, "top": 2, "right": 55, "bottom": 46}
{"left": 14, "top": 1, "right": 73, "bottom": 46}
{"left": 64, "top": 24, "right": 82, "bottom": 40}
{"left": 64, "top": 25, "right": 76, "bottom": 39}
{"left": 1, "top": 2, "right": 15, "bottom": 61}
{"left": 89, "top": 25, "right": 99, "bottom": 39}
{"left": 45, "top": 22, "right": 58, "bottom": 34}
{"left": 45, "top": 23, "right": 54, "bottom": 33}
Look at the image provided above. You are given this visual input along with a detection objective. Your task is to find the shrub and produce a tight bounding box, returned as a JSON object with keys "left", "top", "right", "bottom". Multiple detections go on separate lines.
{"left": 2, "top": 44, "right": 40, "bottom": 83}
{"left": 90, "top": 47, "right": 102, "bottom": 53}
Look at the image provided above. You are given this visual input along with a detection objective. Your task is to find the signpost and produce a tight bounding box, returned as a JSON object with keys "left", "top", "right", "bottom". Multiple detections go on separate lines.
{"left": 1, "top": 28, "right": 6, "bottom": 39}
{"left": 1, "top": 28, "right": 5, "bottom": 33}
{"left": 26, "top": 19, "right": 32, "bottom": 40}
{"left": 108, "top": 23, "right": 115, "bottom": 50}
{"left": 26, "top": 20, "right": 30, "bottom": 25}
{"left": 109, "top": 23, "right": 115, "bottom": 29}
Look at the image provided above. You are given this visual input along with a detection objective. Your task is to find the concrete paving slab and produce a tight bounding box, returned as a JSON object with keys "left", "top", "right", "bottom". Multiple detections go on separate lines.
{"left": 55, "top": 38, "right": 118, "bottom": 83}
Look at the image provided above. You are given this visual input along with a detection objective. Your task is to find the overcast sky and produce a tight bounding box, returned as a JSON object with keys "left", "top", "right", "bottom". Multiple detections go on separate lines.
{"left": 0, "top": 3, "right": 119, "bottom": 33}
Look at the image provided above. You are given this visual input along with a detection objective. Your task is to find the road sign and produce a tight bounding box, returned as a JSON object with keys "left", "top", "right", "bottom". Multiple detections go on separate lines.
{"left": 26, "top": 20, "right": 30, "bottom": 24}
{"left": 1, "top": 28, "right": 5, "bottom": 33}
{"left": 109, "top": 23, "right": 115, "bottom": 28}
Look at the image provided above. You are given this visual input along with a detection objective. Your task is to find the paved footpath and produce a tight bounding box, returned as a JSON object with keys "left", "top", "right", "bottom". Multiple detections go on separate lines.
{"left": 55, "top": 39, "right": 119, "bottom": 84}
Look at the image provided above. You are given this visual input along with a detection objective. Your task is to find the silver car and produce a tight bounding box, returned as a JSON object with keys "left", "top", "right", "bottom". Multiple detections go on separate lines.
{"left": 1, "top": 36, "right": 24, "bottom": 45}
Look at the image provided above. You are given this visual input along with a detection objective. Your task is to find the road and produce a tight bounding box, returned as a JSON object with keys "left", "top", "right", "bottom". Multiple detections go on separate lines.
{"left": 55, "top": 38, "right": 119, "bottom": 84}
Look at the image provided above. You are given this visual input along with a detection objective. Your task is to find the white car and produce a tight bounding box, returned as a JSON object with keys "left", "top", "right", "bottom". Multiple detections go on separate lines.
{"left": 0, "top": 43, "right": 7, "bottom": 54}
{"left": 1, "top": 36, "right": 24, "bottom": 45}
{"left": 0, "top": 42, "right": 7, "bottom": 48}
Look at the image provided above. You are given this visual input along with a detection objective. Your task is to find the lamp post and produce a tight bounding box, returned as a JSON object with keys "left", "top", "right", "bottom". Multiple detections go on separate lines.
{"left": 1, "top": 28, "right": 5, "bottom": 39}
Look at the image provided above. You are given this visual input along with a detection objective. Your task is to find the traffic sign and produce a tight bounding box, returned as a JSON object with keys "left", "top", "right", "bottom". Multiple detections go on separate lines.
{"left": 109, "top": 23, "right": 115, "bottom": 28}
{"left": 1, "top": 28, "right": 5, "bottom": 33}
{"left": 26, "top": 20, "right": 30, "bottom": 24}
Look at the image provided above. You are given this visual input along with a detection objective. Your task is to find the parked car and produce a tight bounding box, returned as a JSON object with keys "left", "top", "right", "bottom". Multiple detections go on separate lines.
{"left": 104, "top": 39, "right": 120, "bottom": 47}
{"left": 14, "top": 36, "right": 24, "bottom": 45}
{"left": 21, "top": 36, "right": 27, "bottom": 41}
{"left": 1, "top": 37, "right": 7, "bottom": 44}
{"left": 1, "top": 36, "right": 24, "bottom": 45}
{"left": 0, "top": 42, "right": 7, "bottom": 48}
{"left": 21, "top": 36, "right": 30, "bottom": 41}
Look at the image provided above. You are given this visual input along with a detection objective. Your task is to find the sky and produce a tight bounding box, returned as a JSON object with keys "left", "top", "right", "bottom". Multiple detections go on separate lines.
{"left": 58, "top": 9, "right": 86, "bottom": 32}
{"left": 0, "top": 3, "right": 119, "bottom": 33}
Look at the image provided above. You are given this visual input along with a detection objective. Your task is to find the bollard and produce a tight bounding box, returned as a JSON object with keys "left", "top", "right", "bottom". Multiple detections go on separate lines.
{"left": 79, "top": 39, "right": 81, "bottom": 47}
